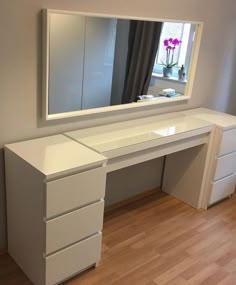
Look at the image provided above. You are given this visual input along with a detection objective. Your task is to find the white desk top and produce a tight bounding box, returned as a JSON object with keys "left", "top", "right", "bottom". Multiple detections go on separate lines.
{"left": 181, "top": 108, "right": 236, "bottom": 130}
{"left": 5, "top": 135, "right": 106, "bottom": 179}
{"left": 66, "top": 112, "right": 214, "bottom": 157}
{"left": 6, "top": 108, "right": 231, "bottom": 177}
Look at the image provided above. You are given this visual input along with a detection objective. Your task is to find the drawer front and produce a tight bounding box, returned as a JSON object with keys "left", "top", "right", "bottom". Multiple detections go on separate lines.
{"left": 46, "top": 233, "right": 102, "bottom": 285}
{"left": 46, "top": 167, "right": 106, "bottom": 218}
{"left": 209, "top": 174, "right": 236, "bottom": 205}
{"left": 214, "top": 152, "right": 236, "bottom": 181}
{"left": 46, "top": 200, "right": 104, "bottom": 255}
{"left": 219, "top": 128, "right": 236, "bottom": 156}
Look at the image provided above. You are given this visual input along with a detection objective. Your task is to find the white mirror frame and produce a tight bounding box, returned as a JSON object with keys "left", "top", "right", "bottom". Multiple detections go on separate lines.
{"left": 42, "top": 9, "right": 203, "bottom": 121}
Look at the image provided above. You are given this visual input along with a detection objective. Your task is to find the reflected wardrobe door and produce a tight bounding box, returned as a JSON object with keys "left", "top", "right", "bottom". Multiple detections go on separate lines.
{"left": 82, "top": 17, "right": 117, "bottom": 110}
{"left": 48, "top": 13, "right": 85, "bottom": 114}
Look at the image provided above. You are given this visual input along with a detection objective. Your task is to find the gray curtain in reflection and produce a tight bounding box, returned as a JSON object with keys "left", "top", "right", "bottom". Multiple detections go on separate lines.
{"left": 122, "top": 21, "right": 163, "bottom": 103}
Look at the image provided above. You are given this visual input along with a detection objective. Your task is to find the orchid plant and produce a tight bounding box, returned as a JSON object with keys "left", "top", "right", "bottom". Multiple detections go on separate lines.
{"left": 162, "top": 38, "right": 182, "bottom": 68}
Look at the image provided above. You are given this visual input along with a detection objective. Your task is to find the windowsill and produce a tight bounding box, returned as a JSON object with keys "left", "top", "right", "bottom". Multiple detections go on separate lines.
{"left": 137, "top": 93, "right": 186, "bottom": 103}
{"left": 152, "top": 73, "right": 187, "bottom": 85}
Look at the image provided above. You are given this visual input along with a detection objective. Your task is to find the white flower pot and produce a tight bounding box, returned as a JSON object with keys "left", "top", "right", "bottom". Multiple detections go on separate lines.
{"left": 163, "top": 67, "right": 173, "bottom": 78}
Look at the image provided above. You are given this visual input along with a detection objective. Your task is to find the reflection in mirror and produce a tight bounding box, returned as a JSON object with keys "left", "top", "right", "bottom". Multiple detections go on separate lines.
{"left": 43, "top": 10, "right": 201, "bottom": 119}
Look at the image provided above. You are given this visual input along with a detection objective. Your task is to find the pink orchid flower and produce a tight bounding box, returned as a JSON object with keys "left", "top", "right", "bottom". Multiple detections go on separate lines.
{"left": 163, "top": 39, "right": 169, "bottom": 46}
{"left": 162, "top": 37, "right": 182, "bottom": 68}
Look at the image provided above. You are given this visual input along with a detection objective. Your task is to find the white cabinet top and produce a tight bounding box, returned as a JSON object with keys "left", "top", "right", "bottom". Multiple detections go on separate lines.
{"left": 65, "top": 112, "right": 214, "bottom": 157}
{"left": 181, "top": 108, "right": 236, "bottom": 130}
{"left": 5, "top": 135, "right": 106, "bottom": 179}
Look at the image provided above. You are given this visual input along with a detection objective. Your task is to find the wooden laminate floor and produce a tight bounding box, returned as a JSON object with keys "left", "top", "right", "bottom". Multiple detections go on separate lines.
{"left": 1, "top": 191, "right": 236, "bottom": 285}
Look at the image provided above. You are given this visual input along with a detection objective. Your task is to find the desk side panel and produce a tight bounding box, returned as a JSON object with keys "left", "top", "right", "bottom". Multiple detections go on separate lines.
{"left": 5, "top": 148, "right": 45, "bottom": 285}
{"left": 162, "top": 143, "right": 209, "bottom": 209}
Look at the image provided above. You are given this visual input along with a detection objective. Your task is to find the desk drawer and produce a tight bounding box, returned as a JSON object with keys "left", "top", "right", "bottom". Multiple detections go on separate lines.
{"left": 214, "top": 152, "right": 236, "bottom": 181}
{"left": 209, "top": 174, "right": 236, "bottom": 205}
{"left": 46, "top": 200, "right": 104, "bottom": 255}
{"left": 46, "top": 167, "right": 106, "bottom": 218}
{"left": 46, "top": 233, "right": 102, "bottom": 285}
{"left": 219, "top": 129, "right": 236, "bottom": 156}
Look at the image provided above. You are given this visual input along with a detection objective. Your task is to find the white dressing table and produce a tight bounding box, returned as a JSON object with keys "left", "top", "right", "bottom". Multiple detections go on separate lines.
{"left": 65, "top": 112, "right": 215, "bottom": 209}
{"left": 5, "top": 108, "right": 236, "bottom": 285}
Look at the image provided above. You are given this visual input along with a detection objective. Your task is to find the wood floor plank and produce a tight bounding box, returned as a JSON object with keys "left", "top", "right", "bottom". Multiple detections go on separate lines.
{"left": 216, "top": 272, "right": 236, "bottom": 285}
{"left": 222, "top": 257, "right": 236, "bottom": 274}
{"left": 184, "top": 263, "right": 221, "bottom": 284}
{"left": 0, "top": 192, "right": 236, "bottom": 285}
{"left": 162, "top": 276, "right": 188, "bottom": 285}
{"left": 152, "top": 257, "right": 197, "bottom": 285}
{"left": 199, "top": 268, "right": 229, "bottom": 285}
{"left": 180, "top": 260, "right": 209, "bottom": 280}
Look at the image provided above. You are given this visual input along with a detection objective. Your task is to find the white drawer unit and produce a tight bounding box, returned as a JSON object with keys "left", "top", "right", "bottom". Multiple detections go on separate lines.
{"left": 219, "top": 128, "right": 236, "bottom": 156}
{"left": 210, "top": 174, "right": 236, "bottom": 205}
{"left": 209, "top": 129, "right": 236, "bottom": 205}
{"left": 46, "top": 168, "right": 106, "bottom": 218}
{"left": 214, "top": 152, "right": 236, "bottom": 181}
{"left": 182, "top": 108, "right": 236, "bottom": 206}
{"left": 5, "top": 135, "right": 107, "bottom": 285}
{"left": 46, "top": 233, "right": 102, "bottom": 285}
{"left": 46, "top": 200, "right": 104, "bottom": 255}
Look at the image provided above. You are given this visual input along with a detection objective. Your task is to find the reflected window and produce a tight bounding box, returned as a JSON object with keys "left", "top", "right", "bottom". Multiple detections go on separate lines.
{"left": 153, "top": 22, "right": 195, "bottom": 80}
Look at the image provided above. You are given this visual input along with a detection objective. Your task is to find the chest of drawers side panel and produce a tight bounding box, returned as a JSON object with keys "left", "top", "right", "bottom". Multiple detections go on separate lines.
{"left": 200, "top": 128, "right": 221, "bottom": 208}
{"left": 5, "top": 148, "right": 46, "bottom": 285}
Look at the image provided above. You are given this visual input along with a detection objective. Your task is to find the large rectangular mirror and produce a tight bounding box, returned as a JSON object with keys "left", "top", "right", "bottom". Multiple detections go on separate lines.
{"left": 42, "top": 10, "right": 203, "bottom": 120}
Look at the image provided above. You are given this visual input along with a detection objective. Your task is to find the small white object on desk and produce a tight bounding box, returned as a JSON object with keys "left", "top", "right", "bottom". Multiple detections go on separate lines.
{"left": 141, "top": 95, "right": 154, "bottom": 99}
{"left": 162, "top": 88, "right": 176, "bottom": 96}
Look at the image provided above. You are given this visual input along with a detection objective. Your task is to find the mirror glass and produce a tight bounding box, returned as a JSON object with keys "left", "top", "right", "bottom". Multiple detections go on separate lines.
{"left": 43, "top": 10, "right": 201, "bottom": 119}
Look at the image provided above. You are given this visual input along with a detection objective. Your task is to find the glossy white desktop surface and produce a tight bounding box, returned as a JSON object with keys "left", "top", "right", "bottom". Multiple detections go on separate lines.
{"left": 181, "top": 108, "right": 236, "bottom": 130}
{"left": 5, "top": 135, "right": 106, "bottom": 179}
{"left": 66, "top": 113, "right": 214, "bottom": 156}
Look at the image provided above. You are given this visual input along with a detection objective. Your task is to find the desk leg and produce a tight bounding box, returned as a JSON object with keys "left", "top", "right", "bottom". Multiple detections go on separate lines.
{"left": 94, "top": 262, "right": 99, "bottom": 268}
{"left": 162, "top": 139, "right": 212, "bottom": 209}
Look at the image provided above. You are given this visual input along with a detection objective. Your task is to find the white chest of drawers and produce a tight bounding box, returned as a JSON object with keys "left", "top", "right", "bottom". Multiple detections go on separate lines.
{"left": 5, "top": 135, "right": 107, "bottom": 285}
{"left": 182, "top": 108, "right": 236, "bottom": 206}
{"left": 208, "top": 128, "right": 236, "bottom": 205}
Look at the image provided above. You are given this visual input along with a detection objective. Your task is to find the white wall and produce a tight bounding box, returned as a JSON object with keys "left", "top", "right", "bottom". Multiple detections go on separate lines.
{"left": 106, "top": 158, "right": 164, "bottom": 206}
{"left": 1, "top": 0, "right": 236, "bottom": 249}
